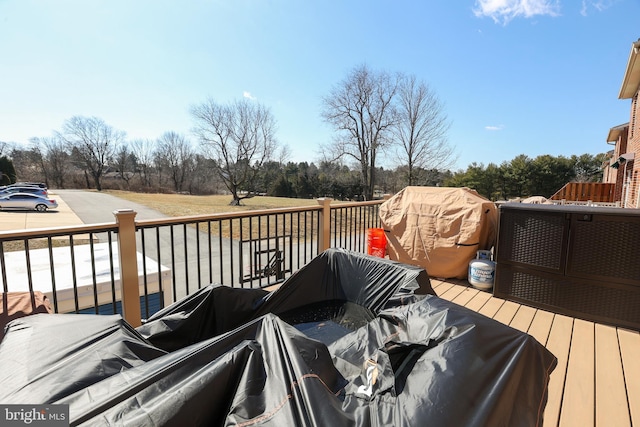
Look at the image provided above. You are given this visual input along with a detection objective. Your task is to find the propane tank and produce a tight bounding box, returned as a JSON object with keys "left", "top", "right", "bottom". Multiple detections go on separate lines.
{"left": 468, "top": 250, "right": 495, "bottom": 291}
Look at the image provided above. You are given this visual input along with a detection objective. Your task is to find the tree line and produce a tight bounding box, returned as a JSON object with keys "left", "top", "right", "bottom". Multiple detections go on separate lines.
{"left": 1, "top": 133, "right": 606, "bottom": 202}
{"left": 0, "top": 63, "right": 607, "bottom": 203}
{"left": 444, "top": 153, "right": 607, "bottom": 200}
{"left": 1, "top": 130, "right": 451, "bottom": 200}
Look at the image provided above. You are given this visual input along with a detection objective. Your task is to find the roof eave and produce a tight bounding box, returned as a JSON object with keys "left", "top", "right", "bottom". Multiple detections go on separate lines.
{"left": 606, "top": 123, "right": 629, "bottom": 142}
{"left": 619, "top": 40, "right": 640, "bottom": 99}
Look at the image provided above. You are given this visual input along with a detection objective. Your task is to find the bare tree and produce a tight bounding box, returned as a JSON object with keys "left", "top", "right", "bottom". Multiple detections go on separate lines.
{"left": 58, "top": 116, "right": 125, "bottom": 191}
{"left": 276, "top": 144, "right": 292, "bottom": 166}
{"left": 113, "top": 143, "right": 136, "bottom": 189}
{"left": 321, "top": 64, "right": 399, "bottom": 200}
{"left": 130, "top": 138, "right": 156, "bottom": 188}
{"left": 394, "top": 75, "right": 455, "bottom": 185}
{"left": 30, "top": 136, "right": 70, "bottom": 188}
{"left": 191, "top": 98, "right": 278, "bottom": 205}
{"left": 155, "top": 132, "right": 195, "bottom": 193}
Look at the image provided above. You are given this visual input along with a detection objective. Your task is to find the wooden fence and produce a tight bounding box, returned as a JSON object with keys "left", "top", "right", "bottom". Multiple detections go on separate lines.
{"left": 550, "top": 182, "right": 615, "bottom": 203}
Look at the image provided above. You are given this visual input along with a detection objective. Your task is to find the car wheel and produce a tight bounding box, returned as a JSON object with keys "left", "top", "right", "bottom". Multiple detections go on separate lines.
{"left": 35, "top": 204, "right": 48, "bottom": 212}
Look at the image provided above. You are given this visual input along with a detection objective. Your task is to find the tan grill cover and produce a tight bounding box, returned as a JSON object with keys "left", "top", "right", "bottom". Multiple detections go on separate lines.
{"left": 379, "top": 187, "right": 498, "bottom": 279}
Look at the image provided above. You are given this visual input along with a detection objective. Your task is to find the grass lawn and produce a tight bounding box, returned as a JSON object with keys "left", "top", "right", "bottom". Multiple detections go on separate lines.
{"left": 105, "top": 190, "right": 322, "bottom": 217}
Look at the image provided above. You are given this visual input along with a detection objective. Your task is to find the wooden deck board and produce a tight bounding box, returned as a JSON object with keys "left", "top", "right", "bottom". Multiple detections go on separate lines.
{"left": 477, "top": 296, "right": 505, "bottom": 318}
{"left": 526, "top": 309, "right": 554, "bottom": 346}
{"left": 432, "top": 280, "right": 455, "bottom": 295}
{"left": 543, "top": 314, "right": 573, "bottom": 427}
{"left": 618, "top": 328, "right": 640, "bottom": 426}
{"left": 463, "top": 289, "right": 493, "bottom": 312}
{"left": 595, "top": 324, "right": 630, "bottom": 426}
{"left": 492, "top": 299, "right": 520, "bottom": 325}
{"left": 560, "top": 319, "right": 595, "bottom": 426}
{"left": 429, "top": 278, "right": 446, "bottom": 291}
{"left": 437, "top": 284, "right": 466, "bottom": 301}
{"left": 509, "top": 304, "right": 537, "bottom": 333}
{"left": 449, "top": 286, "right": 479, "bottom": 307}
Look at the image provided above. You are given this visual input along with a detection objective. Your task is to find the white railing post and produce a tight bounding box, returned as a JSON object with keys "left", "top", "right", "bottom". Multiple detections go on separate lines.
{"left": 317, "top": 198, "right": 332, "bottom": 252}
{"left": 113, "top": 209, "right": 141, "bottom": 327}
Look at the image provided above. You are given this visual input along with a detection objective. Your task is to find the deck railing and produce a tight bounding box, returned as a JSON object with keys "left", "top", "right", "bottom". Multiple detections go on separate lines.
{"left": 0, "top": 198, "right": 384, "bottom": 326}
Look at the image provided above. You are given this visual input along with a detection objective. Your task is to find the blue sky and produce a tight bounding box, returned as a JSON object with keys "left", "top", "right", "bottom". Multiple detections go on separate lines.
{"left": 1, "top": 0, "right": 639, "bottom": 171}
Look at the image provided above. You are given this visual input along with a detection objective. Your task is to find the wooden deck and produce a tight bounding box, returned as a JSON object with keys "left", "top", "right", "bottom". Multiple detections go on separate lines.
{"left": 432, "top": 279, "right": 640, "bottom": 427}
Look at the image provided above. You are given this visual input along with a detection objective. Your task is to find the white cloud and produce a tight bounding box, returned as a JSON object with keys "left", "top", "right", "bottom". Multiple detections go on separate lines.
{"left": 474, "top": 0, "right": 561, "bottom": 24}
{"left": 485, "top": 125, "right": 505, "bottom": 131}
{"left": 580, "top": 0, "right": 616, "bottom": 16}
{"left": 243, "top": 91, "right": 256, "bottom": 100}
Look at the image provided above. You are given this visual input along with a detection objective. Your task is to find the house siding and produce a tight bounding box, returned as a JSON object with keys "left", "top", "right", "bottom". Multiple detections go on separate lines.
{"left": 612, "top": 40, "right": 640, "bottom": 208}
{"left": 608, "top": 128, "right": 629, "bottom": 203}
{"left": 628, "top": 93, "right": 639, "bottom": 207}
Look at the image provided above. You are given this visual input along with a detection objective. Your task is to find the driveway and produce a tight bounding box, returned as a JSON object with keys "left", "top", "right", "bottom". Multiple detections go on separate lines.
{"left": 1, "top": 190, "right": 169, "bottom": 232}
{"left": 0, "top": 190, "right": 84, "bottom": 232}
{"left": 53, "top": 189, "right": 168, "bottom": 223}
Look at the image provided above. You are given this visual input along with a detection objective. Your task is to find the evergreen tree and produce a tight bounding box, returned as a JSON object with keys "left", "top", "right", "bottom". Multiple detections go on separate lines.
{"left": 0, "top": 156, "right": 17, "bottom": 185}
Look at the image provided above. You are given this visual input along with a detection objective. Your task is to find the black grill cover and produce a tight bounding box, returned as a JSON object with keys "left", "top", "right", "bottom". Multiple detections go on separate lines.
{"left": 0, "top": 249, "right": 556, "bottom": 426}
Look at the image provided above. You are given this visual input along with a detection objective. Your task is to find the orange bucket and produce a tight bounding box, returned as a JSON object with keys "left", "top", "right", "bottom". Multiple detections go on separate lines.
{"left": 367, "top": 228, "right": 387, "bottom": 258}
